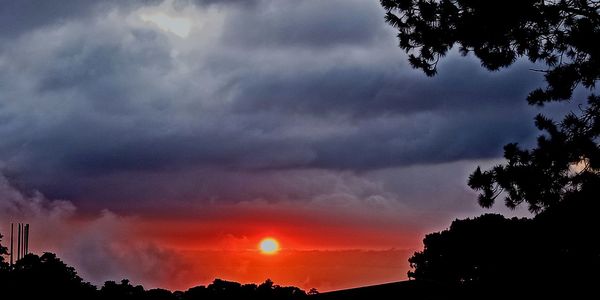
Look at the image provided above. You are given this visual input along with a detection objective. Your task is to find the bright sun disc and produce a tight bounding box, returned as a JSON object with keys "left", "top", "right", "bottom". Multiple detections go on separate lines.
{"left": 259, "top": 238, "right": 280, "bottom": 255}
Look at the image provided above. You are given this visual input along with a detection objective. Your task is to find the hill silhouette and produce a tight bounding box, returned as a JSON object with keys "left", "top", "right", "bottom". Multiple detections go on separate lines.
{"left": 311, "top": 280, "right": 453, "bottom": 300}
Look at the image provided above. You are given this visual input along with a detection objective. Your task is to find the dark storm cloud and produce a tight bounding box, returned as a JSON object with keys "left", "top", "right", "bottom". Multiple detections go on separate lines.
{"left": 307, "top": 108, "right": 532, "bottom": 170}
{"left": 220, "top": 0, "right": 387, "bottom": 48}
{"left": 0, "top": 0, "right": 542, "bottom": 205}
{"left": 230, "top": 59, "right": 540, "bottom": 117}
{"left": 0, "top": 0, "right": 162, "bottom": 38}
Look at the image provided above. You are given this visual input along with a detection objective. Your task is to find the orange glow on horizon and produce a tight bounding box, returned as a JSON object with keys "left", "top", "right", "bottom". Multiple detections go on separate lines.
{"left": 258, "top": 237, "right": 280, "bottom": 255}
{"left": 56, "top": 204, "right": 423, "bottom": 291}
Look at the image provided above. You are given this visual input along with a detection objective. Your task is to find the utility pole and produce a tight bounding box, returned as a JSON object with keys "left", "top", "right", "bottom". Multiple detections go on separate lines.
{"left": 10, "top": 223, "right": 13, "bottom": 266}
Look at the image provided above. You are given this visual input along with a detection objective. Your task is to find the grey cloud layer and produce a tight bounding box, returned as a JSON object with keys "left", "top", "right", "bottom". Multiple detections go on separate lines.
{"left": 0, "top": 0, "right": 163, "bottom": 38}
{"left": 0, "top": 0, "right": 541, "bottom": 205}
{"left": 221, "top": 0, "right": 388, "bottom": 48}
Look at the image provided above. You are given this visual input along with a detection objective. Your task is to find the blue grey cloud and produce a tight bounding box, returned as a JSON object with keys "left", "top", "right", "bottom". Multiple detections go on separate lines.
{"left": 0, "top": 0, "right": 543, "bottom": 208}
{"left": 220, "top": 0, "right": 388, "bottom": 48}
{"left": 0, "top": 0, "right": 164, "bottom": 38}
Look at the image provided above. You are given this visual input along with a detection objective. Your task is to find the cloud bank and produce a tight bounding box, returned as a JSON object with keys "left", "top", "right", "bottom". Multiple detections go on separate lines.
{"left": 0, "top": 0, "right": 540, "bottom": 290}
{"left": 0, "top": 0, "right": 541, "bottom": 209}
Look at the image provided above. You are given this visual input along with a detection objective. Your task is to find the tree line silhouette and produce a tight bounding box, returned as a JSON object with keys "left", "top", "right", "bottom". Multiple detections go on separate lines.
{"left": 0, "top": 246, "right": 309, "bottom": 300}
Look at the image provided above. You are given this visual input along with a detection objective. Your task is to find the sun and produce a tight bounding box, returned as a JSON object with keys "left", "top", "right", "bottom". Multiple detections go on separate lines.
{"left": 258, "top": 238, "right": 280, "bottom": 255}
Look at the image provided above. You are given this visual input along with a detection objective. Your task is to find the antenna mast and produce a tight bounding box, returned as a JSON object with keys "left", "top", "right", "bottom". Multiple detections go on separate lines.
{"left": 9, "top": 223, "right": 30, "bottom": 266}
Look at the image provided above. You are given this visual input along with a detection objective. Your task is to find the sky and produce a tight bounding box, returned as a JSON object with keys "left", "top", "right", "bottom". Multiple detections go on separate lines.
{"left": 0, "top": 0, "right": 556, "bottom": 292}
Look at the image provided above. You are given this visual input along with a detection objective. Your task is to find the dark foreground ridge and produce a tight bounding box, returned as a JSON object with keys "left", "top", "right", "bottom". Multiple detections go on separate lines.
{"left": 312, "top": 280, "right": 452, "bottom": 300}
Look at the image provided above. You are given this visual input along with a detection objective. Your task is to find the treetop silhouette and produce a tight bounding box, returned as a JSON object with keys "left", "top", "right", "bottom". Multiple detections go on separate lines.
{"left": 0, "top": 233, "right": 8, "bottom": 271}
{"left": 469, "top": 96, "right": 600, "bottom": 212}
{"left": 382, "top": 0, "right": 600, "bottom": 213}
{"left": 383, "top": 1, "right": 600, "bottom": 296}
{"left": 381, "top": 0, "right": 600, "bottom": 104}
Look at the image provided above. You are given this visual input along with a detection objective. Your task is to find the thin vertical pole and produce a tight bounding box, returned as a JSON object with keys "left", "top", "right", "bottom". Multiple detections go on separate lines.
{"left": 22, "top": 224, "right": 25, "bottom": 257}
{"left": 19, "top": 223, "right": 21, "bottom": 260}
{"left": 24, "top": 224, "right": 27, "bottom": 256}
{"left": 10, "top": 223, "right": 14, "bottom": 266}
{"left": 17, "top": 223, "right": 21, "bottom": 261}
{"left": 19, "top": 223, "right": 22, "bottom": 259}
{"left": 21, "top": 223, "right": 24, "bottom": 258}
{"left": 25, "top": 224, "right": 29, "bottom": 256}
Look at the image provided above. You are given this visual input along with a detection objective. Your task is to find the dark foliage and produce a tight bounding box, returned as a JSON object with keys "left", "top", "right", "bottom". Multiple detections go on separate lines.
{"left": 0, "top": 234, "right": 10, "bottom": 287}
{"left": 0, "top": 234, "right": 7, "bottom": 271}
{"left": 408, "top": 204, "right": 600, "bottom": 297}
{"left": 3, "top": 252, "right": 98, "bottom": 300}
{"left": 180, "top": 278, "right": 306, "bottom": 300}
{"left": 408, "top": 214, "right": 535, "bottom": 286}
{"left": 381, "top": 0, "right": 600, "bottom": 105}
{"left": 469, "top": 95, "right": 600, "bottom": 212}
{"left": 384, "top": 0, "right": 600, "bottom": 297}
{"left": 382, "top": 0, "right": 600, "bottom": 213}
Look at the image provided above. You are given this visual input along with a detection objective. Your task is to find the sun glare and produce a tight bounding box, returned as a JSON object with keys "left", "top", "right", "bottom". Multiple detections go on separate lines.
{"left": 258, "top": 238, "right": 280, "bottom": 255}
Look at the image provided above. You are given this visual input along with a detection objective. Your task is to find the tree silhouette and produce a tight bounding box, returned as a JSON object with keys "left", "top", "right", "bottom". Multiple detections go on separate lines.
{"left": 197, "top": 278, "right": 306, "bottom": 300}
{"left": 100, "top": 279, "right": 146, "bottom": 300}
{"left": 0, "top": 247, "right": 311, "bottom": 300}
{"left": 256, "top": 278, "right": 275, "bottom": 299}
{"left": 382, "top": 0, "right": 600, "bottom": 296}
{"left": 0, "top": 234, "right": 8, "bottom": 271}
{"left": 408, "top": 215, "right": 538, "bottom": 291}
{"left": 408, "top": 207, "right": 600, "bottom": 297}
{"left": 469, "top": 97, "right": 600, "bottom": 212}
{"left": 146, "top": 288, "right": 178, "bottom": 300}
{"left": 381, "top": 0, "right": 600, "bottom": 212}
{"left": 6, "top": 252, "right": 98, "bottom": 299}
{"left": 0, "top": 233, "right": 9, "bottom": 288}
{"left": 380, "top": 0, "right": 599, "bottom": 103}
